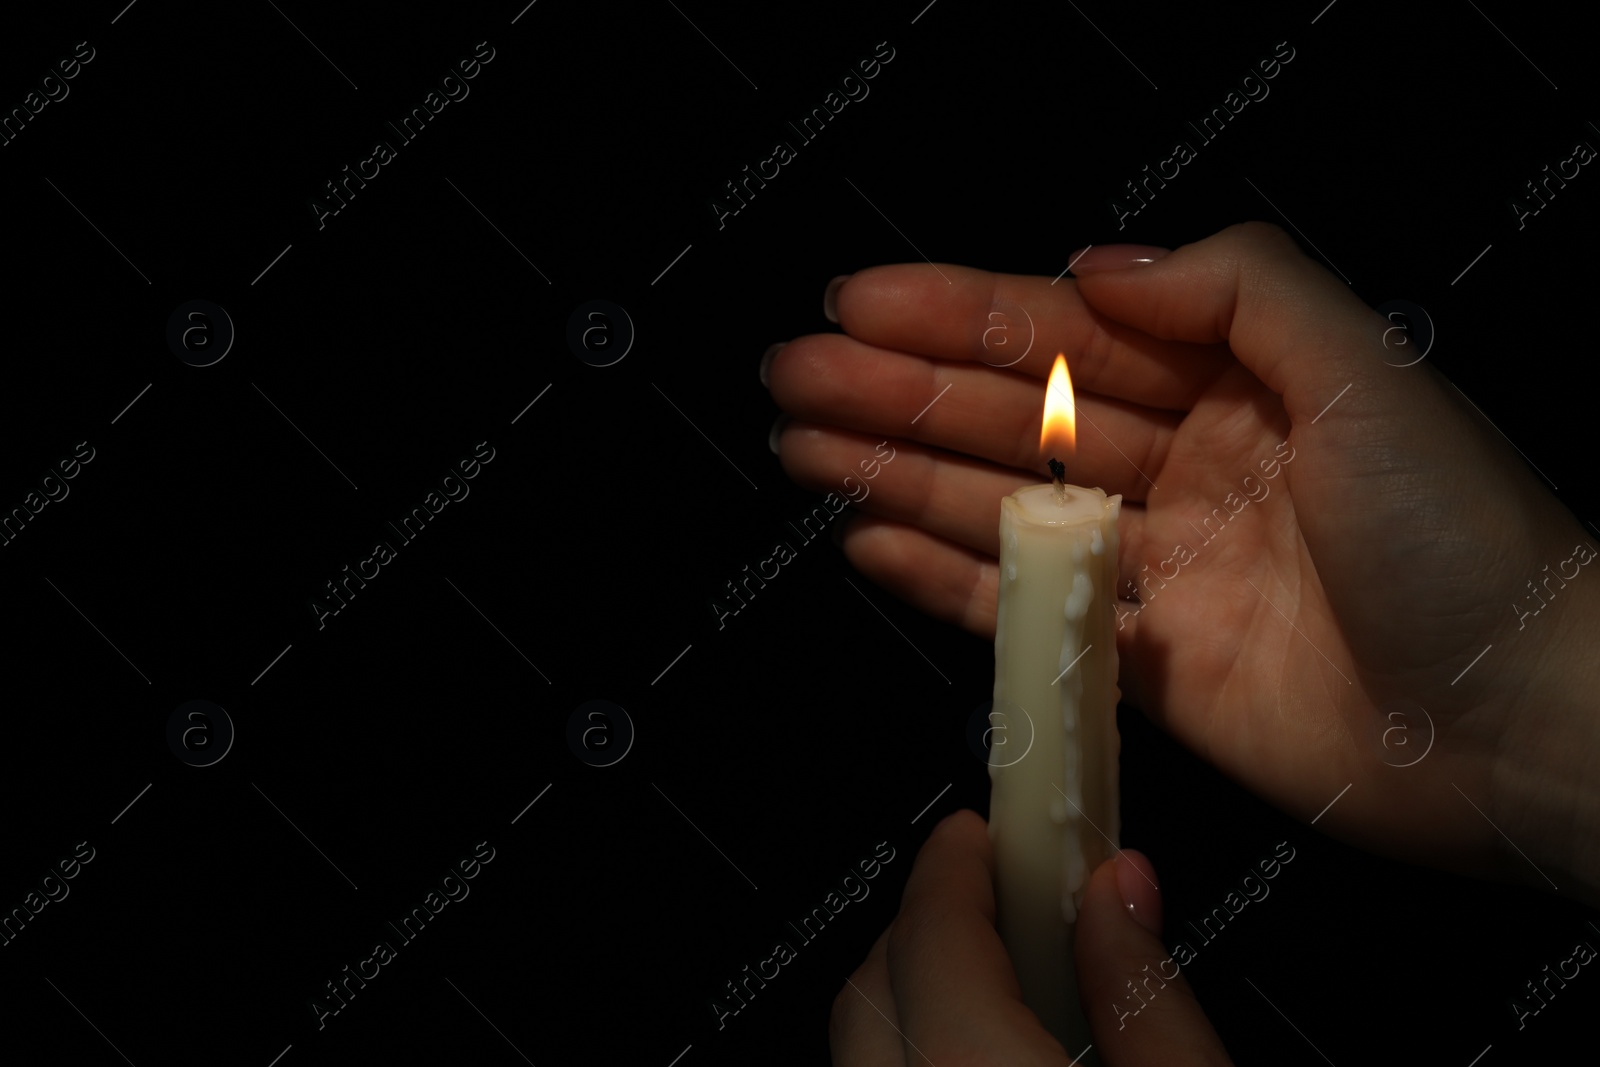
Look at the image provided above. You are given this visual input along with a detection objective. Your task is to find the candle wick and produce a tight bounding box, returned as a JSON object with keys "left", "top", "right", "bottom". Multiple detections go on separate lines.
{"left": 1047, "top": 457, "right": 1066, "bottom": 504}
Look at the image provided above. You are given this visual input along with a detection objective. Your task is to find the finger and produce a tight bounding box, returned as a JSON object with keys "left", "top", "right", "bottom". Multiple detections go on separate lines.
{"left": 778, "top": 423, "right": 1156, "bottom": 557}
{"left": 827, "top": 263, "right": 1234, "bottom": 410}
{"left": 831, "top": 927, "right": 905, "bottom": 1067}
{"left": 886, "top": 810, "right": 1070, "bottom": 1063}
{"left": 836, "top": 514, "right": 1001, "bottom": 641}
{"left": 768, "top": 339, "right": 1179, "bottom": 497}
{"left": 1075, "top": 853, "right": 1233, "bottom": 1066}
{"left": 836, "top": 505, "right": 1147, "bottom": 635}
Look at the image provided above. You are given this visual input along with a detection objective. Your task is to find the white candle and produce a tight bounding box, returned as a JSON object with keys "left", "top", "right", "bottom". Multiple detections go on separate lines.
{"left": 989, "top": 355, "right": 1121, "bottom": 1051}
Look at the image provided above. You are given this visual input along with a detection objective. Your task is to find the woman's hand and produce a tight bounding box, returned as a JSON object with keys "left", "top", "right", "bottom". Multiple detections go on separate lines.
{"left": 767, "top": 223, "right": 1600, "bottom": 900}
{"left": 830, "top": 810, "right": 1232, "bottom": 1066}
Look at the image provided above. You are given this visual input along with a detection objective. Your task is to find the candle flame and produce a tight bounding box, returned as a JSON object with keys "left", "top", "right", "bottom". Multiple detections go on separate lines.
{"left": 1041, "top": 353, "right": 1076, "bottom": 457}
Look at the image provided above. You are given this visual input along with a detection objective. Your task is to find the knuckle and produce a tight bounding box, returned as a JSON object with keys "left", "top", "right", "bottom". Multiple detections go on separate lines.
{"left": 886, "top": 904, "right": 937, "bottom": 961}
{"left": 1230, "top": 219, "right": 1292, "bottom": 247}
{"left": 829, "top": 981, "right": 853, "bottom": 1026}
{"left": 1073, "top": 323, "right": 1114, "bottom": 393}
{"left": 828, "top": 974, "right": 868, "bottom": 1046}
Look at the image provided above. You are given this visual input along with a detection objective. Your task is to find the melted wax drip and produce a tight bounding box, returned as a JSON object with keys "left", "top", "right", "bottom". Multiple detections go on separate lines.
{"left": 1059, "top": 534, "right": 1094, "bottom": 923}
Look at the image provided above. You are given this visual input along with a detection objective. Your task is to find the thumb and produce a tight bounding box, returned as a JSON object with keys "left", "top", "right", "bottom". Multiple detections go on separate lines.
{"left": 1074, "top": 851, "right": 1233, "bottom": 1066}
{"left": 1070, "top": 221, "right": 1384, "bottom": 423}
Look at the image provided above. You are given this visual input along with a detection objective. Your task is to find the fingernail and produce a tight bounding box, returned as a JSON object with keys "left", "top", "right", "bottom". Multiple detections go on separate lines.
{"left": 1069, "top": 245, "right": 1171, "bottom": 275}
{"left": 768, "top": 413, "right": 791, "bottom": 455}
{"left": 831, "top": 507, "right": 857, "bottom": 547}
{"left": 1114, "top": 849, "right": 1163, "bottom": 937}
{"left": 760, "top": 342, "right": 784, "bottom": 388}
{"left": 824, "top": 274, "right": 851, "bottom": 323}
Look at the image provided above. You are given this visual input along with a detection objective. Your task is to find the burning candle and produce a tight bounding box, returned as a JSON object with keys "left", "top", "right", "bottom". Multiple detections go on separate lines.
{"left": 988, "top": 353, "right": 1122, "bottom": 1051}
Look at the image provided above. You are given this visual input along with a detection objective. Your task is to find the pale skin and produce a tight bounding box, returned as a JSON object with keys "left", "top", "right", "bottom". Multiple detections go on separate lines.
{"left": 762, "top": 222, "right": 1600, "bottom": 1063}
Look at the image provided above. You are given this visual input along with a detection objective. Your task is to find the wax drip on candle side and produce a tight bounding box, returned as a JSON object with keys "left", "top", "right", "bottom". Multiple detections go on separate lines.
{"left": 1059, "top": 535, "right": 1093, "bottom": 924}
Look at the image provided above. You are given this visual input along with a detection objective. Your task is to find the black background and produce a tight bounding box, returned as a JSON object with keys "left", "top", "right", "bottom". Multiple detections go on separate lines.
{"left": 1, "top": 1, "right": 1596, "bottom": 1064}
